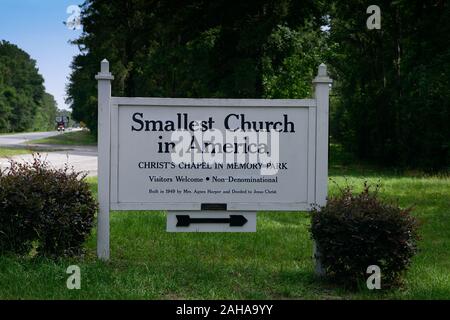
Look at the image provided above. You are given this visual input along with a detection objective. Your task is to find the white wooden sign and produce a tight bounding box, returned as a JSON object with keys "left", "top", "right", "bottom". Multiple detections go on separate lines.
{"left": 96, "top": 60, "right": 332, "bottom": 259}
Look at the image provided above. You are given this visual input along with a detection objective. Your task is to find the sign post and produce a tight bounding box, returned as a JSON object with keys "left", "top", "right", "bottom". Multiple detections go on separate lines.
{"left": 312, "top": 63, "right": 332, "bottom": 276}
{"left": 95, "top": 59, "right": 114, "bottom": 260}
{"left": 312, "top": 63, "right": 332, "bottom": 207}
{"left": 95, "top": 60, "right": 331, "bottom": 261}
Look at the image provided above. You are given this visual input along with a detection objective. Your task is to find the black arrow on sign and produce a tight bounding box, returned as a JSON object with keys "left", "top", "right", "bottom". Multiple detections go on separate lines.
{"left": 176, "top": 215, "right": 248, "bottom": 227}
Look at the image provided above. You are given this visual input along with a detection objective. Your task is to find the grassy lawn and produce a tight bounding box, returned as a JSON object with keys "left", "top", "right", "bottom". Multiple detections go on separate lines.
{"left": 0, "top": 146, "right": 69, "bottom": 158}
{"left": 29, "top": 130, "right": 97, "bottom": 146}
{"left": 0, "top": 147, "right": 34, "bottom": 158}
{"left": 0, "top": 148, "right": 449, "bottom": 299}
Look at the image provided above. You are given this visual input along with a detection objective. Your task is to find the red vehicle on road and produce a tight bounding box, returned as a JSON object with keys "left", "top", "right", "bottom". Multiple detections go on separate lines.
{"left": 55, "top": 116, "right": 69, "bottom": 132}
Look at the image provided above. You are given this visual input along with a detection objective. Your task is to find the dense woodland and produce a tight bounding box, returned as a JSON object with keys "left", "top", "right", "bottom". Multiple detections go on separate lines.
{"left": 66, "top": 0, "right": 449, "bottom": 169}
{"left": 0, "top": 41, "right": 58, "bottom": 132}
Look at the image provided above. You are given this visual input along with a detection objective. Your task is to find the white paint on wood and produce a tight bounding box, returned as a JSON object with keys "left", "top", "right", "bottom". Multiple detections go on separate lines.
{"left": 96, "top": 61, "right": 331, "bottom": 260}
{"left": 113, "top": 104, "right": 310, "bottom": 211}
{"left": 312, "top": 63, "right": 332, "bottom": 207}
{"left": 95, "top": 59, "right": 114, "bottom": 260}
{"left": 110, "top": 202, "right": 311, "bottom": 212}
{"left": 111, "top": 97, "right": 316, "bottom": 107}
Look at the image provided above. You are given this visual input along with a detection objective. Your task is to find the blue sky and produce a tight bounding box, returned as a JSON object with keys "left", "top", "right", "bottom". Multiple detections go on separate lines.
{"left": 0, "top": 0, "right": 85, "bottom": 110}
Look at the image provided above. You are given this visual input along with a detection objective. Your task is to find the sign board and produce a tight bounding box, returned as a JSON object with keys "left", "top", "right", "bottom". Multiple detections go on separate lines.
{"left": 96, "top": 60, "right": 332, "bottom": 259}
{"left": 109, "top": 98, "right": 318, "bottom": 211}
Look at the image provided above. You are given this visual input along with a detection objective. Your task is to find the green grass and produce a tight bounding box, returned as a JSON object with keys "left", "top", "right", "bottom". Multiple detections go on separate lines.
{"left": 29, "top": 130, "right": 97, "bottom": 146}
{"left": 0, "top": 147, "right": 33, "bottom": 158}
{"left": 0, "top": 146, "right": 69, "bottom": 158}
{"left": 0, "top": 130, "right": 51, "bottom": 136}
{"left": 0, "top": 148, "right": 449, "bottom": 299}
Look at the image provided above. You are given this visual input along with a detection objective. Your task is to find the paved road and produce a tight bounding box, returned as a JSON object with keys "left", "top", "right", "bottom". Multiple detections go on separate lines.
{"left": 0, "top": 130, "right": 98, "bottom": 177}
{"left": 0, "top": 131, "right": 61, "bottom": 145}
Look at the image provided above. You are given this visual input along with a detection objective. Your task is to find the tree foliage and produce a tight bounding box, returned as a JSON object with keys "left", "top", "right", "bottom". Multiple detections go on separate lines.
{"left": 33, "top": 93, "right": 58, "bottom": 131}
{"left": 0, "top": 41, "right": 57, "bottom": 132}
{"left": 328, "top": 0, "right": 450, "bottom": 169}
{"left": 67, "top": 0, "right": 449, "bottom": 169}
{"left": 67, "top": 0, "right": 327, "bottom": 133}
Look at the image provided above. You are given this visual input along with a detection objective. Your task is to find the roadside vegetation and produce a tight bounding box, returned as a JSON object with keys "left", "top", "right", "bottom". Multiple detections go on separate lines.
{"left": 28, "top": 130, "right": 97, "bottom": 146}
{"left": 0, "top": 41, "right": 57, "bottom": 133}
{"left": 0, "top": 146, "right": 67, "bottom": 158}
{"left": 0, "top": 147, "right": 33, "bottom": 158}
{"left": 0, "top": 147, "right": 448, "bottom": 299}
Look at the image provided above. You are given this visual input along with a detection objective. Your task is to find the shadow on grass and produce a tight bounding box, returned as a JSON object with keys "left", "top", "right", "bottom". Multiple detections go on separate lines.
{"left": 329, "top": 144, "right": 403, "bottom": 178}
{"left": 329, "top": 143, "right": 449, "bottom": 179}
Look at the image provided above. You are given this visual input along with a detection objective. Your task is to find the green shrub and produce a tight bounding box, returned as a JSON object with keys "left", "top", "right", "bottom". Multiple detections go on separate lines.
{"left": 310, "top": 183, "right": 420, "bottom": 288}
{"left": 0, "top": 155, "right": 97, "bottom": 257}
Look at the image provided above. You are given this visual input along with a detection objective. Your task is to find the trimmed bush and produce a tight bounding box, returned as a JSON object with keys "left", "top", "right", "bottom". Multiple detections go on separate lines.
{"left": 310, "top": 183, "right": 420, "bottom": 288}
{"left": 0, "top": 155, "right": 97, "bottom": 257}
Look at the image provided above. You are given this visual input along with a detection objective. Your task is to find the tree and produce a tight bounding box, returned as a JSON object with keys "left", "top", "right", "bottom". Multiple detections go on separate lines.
{"left": 33, "top": 93, "right": 58, "bottom": 131}
{"left": 0, "top": 40, "right": 57, "bottom": 132}
{"left": 67, "top": 0, "right": 327, "bottom": 134}
{"left": 328, "top": 0, "right": 450, "bottom": 169}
